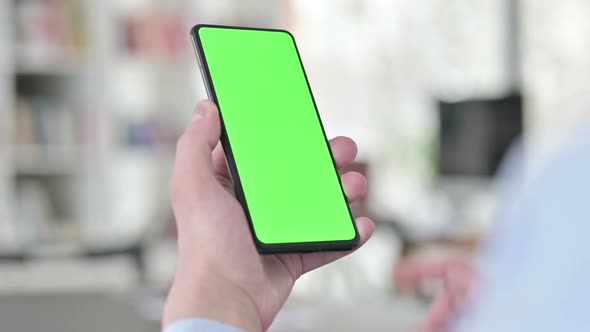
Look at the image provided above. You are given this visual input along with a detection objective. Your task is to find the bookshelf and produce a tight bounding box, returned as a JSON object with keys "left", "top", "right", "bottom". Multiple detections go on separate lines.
{"left": 0, "top": 0, "right": 283, "bottom": 287}
{"left": 0, "top": 0, "right": 91, "bottom": 257}
{"left": 0, "top": 0, "right": 17, "bottom": 255}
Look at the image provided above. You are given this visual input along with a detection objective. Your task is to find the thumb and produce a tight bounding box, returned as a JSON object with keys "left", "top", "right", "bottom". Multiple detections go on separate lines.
{"left": 171, "top": 100, "right": 221, "bottom": 203}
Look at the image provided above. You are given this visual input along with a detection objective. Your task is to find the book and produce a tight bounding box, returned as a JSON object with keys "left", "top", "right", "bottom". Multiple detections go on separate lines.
{"left": 15, "top": 0, "right": 87, "bottom": 67}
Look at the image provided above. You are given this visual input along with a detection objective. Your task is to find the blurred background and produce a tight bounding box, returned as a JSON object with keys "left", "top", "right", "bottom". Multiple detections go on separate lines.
{"left": 1, "top": 0, "right": 589, "bottom": 331}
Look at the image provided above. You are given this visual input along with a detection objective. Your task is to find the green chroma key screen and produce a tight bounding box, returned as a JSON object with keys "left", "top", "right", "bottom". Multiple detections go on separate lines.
{"left": 195, "top": 26, "right": 357, "bottom": 250}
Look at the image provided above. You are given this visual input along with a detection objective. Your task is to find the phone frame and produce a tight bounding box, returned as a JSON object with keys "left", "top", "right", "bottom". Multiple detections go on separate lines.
{"left": 190, "top": 24, "right": 359, "bottom": 254}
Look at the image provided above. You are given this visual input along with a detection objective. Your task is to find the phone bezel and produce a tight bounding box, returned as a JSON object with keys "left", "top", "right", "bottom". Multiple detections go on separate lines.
{"left": 190, "top": 24, "right": 360, "bottom": 254}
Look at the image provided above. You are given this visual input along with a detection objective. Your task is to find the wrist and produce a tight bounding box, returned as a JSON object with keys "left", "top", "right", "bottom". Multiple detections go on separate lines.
{"left": 163, "top": 268, "right": 263, "bottom": 332}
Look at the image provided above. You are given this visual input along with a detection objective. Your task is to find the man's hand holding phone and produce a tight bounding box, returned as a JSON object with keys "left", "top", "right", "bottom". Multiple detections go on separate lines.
{"left": 163, "top": 101, "right": 375, "bottom": 331}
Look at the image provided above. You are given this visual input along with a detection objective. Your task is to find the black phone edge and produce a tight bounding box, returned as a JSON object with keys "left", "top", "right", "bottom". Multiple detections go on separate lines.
{"left": 189, "top": 24, "right": 360, "bottom": 254}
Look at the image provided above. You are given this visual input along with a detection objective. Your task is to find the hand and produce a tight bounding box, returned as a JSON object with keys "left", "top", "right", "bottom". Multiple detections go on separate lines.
{"left": 163, "top": 101, "right": 375, "bottom": 331}
{"left": 394, "top": 258, "right": 476, "bottom": 332}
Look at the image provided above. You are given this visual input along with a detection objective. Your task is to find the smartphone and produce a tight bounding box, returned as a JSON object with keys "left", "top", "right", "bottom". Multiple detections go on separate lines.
{"left": 190, "top": 24, "right": 359, "bottom": 254}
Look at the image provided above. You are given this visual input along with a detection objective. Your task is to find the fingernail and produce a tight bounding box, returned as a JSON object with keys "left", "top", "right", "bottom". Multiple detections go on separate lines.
{"left": 193, "top": 103, "right": 211, "bottom": 121}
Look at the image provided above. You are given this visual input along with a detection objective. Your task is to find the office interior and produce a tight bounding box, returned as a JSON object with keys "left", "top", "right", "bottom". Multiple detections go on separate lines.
{"left": 0, "top": 0, "right": 588, "bottom": 331}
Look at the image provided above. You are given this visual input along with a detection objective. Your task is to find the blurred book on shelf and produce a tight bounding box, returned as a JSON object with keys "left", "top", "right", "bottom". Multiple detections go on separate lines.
{"left": 12, "top": 175, "right": 82, "bottom": 256}
{"left": 14, "top": 0, "right": 87, "bottom": 69}
{"left": 119, "top": 12, "right": 191, "bottom": 62}
{"left": 0, "top": 213, "right": 21, "bottom": 255}
{"left": 15, "top": 180, "right": 52, "bottom": 250}
{"left": 122, "top": 115, "right": 179, "bottom": 149}
{"left": 13, "top": 96, "right": 80, "bottom": 169}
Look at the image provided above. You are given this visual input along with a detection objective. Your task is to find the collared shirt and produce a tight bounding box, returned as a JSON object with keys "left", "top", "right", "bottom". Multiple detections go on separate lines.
{"left": 454, "top": 128, "right": 590, "bottom": 331}
{"left": 164, "top": 319, "right": 242, "bottom": 332}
